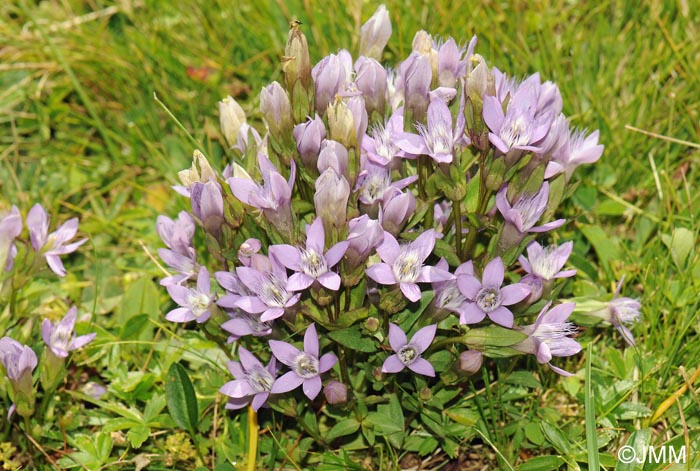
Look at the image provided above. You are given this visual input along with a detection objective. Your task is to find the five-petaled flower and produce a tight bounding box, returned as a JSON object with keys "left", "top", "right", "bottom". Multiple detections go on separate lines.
{"left": 26, "top": 204, "right": 87, "bottom": 277}
{"left": 457, "top": 257, "right": 530, "bottom": 328}
{"left": 166, "top": 267, "right": 215, "bottom": 323}
{"left": 219, "top": 347, "right": 277, "bottom": 411}
{"left": 269, "top": 324, "right": 337, "bottom": 400}
{"left": 366, "top": 230, "right": 452, "bottom": 302}
{"left": 275, "top": 218, "right": 349, "bottom": 292}
{"left": 41, "top": 307, "right": 96, "bottom": 358}
{"left": 382, "top": 323, "right": 437, "bottom": 377}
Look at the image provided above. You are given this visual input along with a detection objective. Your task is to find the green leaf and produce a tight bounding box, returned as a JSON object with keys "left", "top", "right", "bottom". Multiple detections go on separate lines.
{"left": 366, "top": 394, "right": 405, "bottom": 448}
{"left": 118, "top": 276, "right": 160, "bottom": 324}
{"left": 325, "top": 418, "right": 360, "bottom": 441}
{"left": 504, "top": 371, "right": 542, "bottom": 389}
{"left": 517, "top": 455, "right": 565, "bottom": 471}
{"left": 579, "top": 224, "right": 621, "bottom": 275}
{"left": 614, "top": 428, "right": 651, "bottom": 471}
{"left": 327, "top": 325, "right": 376, "bottom": 352}
{"left": 127, "top": 425, "right": 150, "bottom": 448}
{"left": 463, "top": 325, "right": 528, "bottom": 348}
{"left": 541, "top": 422, "right": 572, "bottom": 454}
{"left": 670, "top": 227, "right": 695, "bottom": 270}
{"left": 119, "top": 314, "right": 150, "bottom": 340}
{"left": 165, "top": 362, "right": 198, "bottom": 435}
{"left": 444, "top": 407, "right": 479, "bottom": 427}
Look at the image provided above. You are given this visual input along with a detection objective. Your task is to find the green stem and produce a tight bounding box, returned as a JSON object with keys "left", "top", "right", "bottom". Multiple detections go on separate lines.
{"left": 453, "top": 199, "right": 463, "bottom": 259}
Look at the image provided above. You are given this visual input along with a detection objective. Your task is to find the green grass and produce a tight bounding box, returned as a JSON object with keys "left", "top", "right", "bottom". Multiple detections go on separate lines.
{"left": 1, "top": 0, "right": 700, "bottom": 469}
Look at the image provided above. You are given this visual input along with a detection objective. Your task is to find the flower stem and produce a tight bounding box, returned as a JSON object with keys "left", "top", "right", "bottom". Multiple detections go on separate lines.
{"left": 246, "top": 405, "right": 258, "bottom": 471}
{"left": 454, "top": 199, "right": 463, "bottom": 259}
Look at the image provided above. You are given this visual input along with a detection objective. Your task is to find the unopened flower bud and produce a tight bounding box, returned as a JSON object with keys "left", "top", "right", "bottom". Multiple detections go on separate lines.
{"left": 380, "top": 188, "right": 416, "bottom": 235}
{"left": 282, "top": 21, "right": 312, "bottom": 92}
{"left": 355, "top": 57, "right": 387, "bottom": 117}
{"left": 346, "top": 215, "right": 384, "bottom": 269}
{"left": 238, "top": 238, "right": 262, "bottom": 267}
{"left": 314, "top": 169, "right": 350, "bottom": 231}
{"left": 260, "top": 82, "right": 293, "bottom": 141}
{"left": 372, "top": 367, "right": 384, "bottom": 382}
{"left": 219, "top": 96, "right": 246, "bottom": 149}
{"left": 402, "top": 54, "right": 432, "bottom": 122}
{"left": 459, "top": 350, "right": 483, "bottom": 374}
{"left": 176, "top": 150, "right": 217, "bottom": 196}
{"left": 419, "top": 387, "right": 433, "bottom": 401}
{"left": 359, "top": 5, "right": 392, "bottom": 60}
{"left": 317, "top": 140, "right": 348, "bottom": 178}
{"left": 466, "top": 54, "right": 489, "bottom": 104}
{"left": 412, "top": 30, "right": 433, "bottom": 56}
{"left": 191, "top": 181, "right": 224, "bottom": 236}
{"left": 327, "top": 99, "right": 356, "bottom": 148}
{"left": 323, "top": 381, "right": 348, "bottom": 405}
{"left": 312, "top": 50, "right": 352, "bottom": 114}
{"left": 365, "top": 317, "right": 380, "bottom": 333}
{"left": 293, "top": 114, "right": 326, "bottom": 170}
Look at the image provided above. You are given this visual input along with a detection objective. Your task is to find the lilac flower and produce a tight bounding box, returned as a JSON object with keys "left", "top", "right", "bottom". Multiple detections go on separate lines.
{"left": 312, "top": 50, "right": 353, "bottom": 114}
{"left": 496, "top": 183, "right": 565, "bottom": 239}
{"left": 359, "top": 5, "right": 392, "bottom": 60}
{"left": 233, "top": 252, "right": 301, "bottom": 322}
{"left": 432, "top": 259, "right": 474, "bottom": 319}
{"left": 221, "top": 312, "right": 272, "bottom": 342}
{"left": 382, "top": 323, "right": 436, "bottom": 377}
{"left": 366, "top": 230, "right": 452, "bottom": 302}
{"left": 293, "top": 114, "right": 326, "bottom": 170}
{"left": 275, "top": 218, "right": 349, "bottom": 292}
{"left": 26, "top": 204, "right": 87, "bottom": 277}
{"left": 190, "top": 181, "right": 224, "bottom": 235}
{"left": 399, "top": 53, "right": 432, "bottom": 120}
{"left": 397, "top": 98, "right": 466, "bottom": 163}
{"left": 228, "top": 152, "right": 296, "bottom": 236}
{"left": 345, "top": 91, "right": 369, "bottom": 145}
{"left": 317, "top": 140, "right": 348, "bottom": 179}
{"left": 314, "top": 168, "right": 350, "bottom": 231}
{"left": 362, "top": 109, "right": 407, "bottom": 167}
{"left": 519, "top": 241, "right": 576, "bottom": 282}
{"left": 220, "top": 347, "right": 276, "bottom": 411}
{"left": 174, "top": 150, "right": 217, "bottom": 197}
{"left": 457, "top": 257, "right": 530, "bottom": 327}
{"left": 345, "top": 215, "right": 384, "bottom": 269}
{"left": 378, "top": 187, "right": 416, "bottom": 235}
{"left": 269, "top": 324, "right": 337, "bottom": 400}
{"left": 356, "top": 158, "right": 417, "bottom": 210}
{"left": 458, "top": 350, "right": 483, "bottom": 374}
{"left": 238, "top": 238, "right": 262, "bottom": 267}
{"left": 0, "top": 206, "right": 22, "bottom": 271}
{"left": 323, "top": 380, "right": 348, "bottom": 404}
{"left": 157, "top": 211, "right": 199, "bottom": 286}
{"left": 586, "top": 279, "right": 641, "bottom": 346}
{"left": 166, "top": 267, "right": 214, "bottom": 323}
{"left": 436, "top": 38, "right": 466, "bottom": 89}
{"left": 41, "top": 307, "right": 96, "bottom": 358}
{"left": 513, "top": 302, "right": 582, "bottom": 376}
{"left": 354, "top": 57, "right": 387, "bottom": 116}
{"left": 546, "top": 128, "right": 604, "bottom": 179}
{"left": 0, "top": 337, "right": 37, "bottom": 419}
{"left": 260, "top": 81, "right": 293, "bottom": 139}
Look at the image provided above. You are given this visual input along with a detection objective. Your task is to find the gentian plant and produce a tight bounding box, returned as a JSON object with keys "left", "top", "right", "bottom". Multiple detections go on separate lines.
{"left": 154, "top": 5, "right": 637, "bottom": 468}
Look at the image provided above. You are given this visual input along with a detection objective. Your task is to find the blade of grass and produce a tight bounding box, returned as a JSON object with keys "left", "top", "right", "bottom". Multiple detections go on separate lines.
{"left": 585, "top": 343, "right": 600, "bottom": 471}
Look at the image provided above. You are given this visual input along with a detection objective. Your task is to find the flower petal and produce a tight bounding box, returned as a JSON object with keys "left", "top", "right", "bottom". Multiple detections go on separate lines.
{"left": 488, "top": 306, "right": 514, "bottom": 328}
{"left": 408, "top": 358, "right": 435, "bottom": 377}
{"left": 500, "top": 283, "right": 530, "bottom": 305}
{"left": 304, "top": 323, "right": 319, "bottom": 358}
{"left": 303, "top": 376, "right": 323, "bottom": 400}
{"left": 482, "top": 257, "right": 505, "bottom": 287}
{"left": 366, "top": 263, "right": 396, "bottom": 285}
{"left": 271, "top": 371, "right": 304, "bottom": 394}
{"left": 381, "top": 354, "right": 405, "bottom": 373}
{"left": 319, "top": 352, "right": 338, "bottom": 373}
{"left": 269, "top": 340, "right": 300, "bottom": 367}
{"left": 400, "top": 282, "right": 421, "bottom": 302}
{"left": 459, "top": 303, "right": 486, "bottom": 324}
{"left": 410, "top": 324, "right": 437, "bottom": 353}
{"left": 318, "top": 272, "right": 341, "bottom": 291}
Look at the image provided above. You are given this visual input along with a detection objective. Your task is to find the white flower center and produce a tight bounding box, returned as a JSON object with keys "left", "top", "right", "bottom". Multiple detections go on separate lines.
{"left": 371, "top": 123, "right": 398, "bottom": 163}
{"left": 437, "top": 282, "right": 466, "bottom": 311}
{"left": 187, "top": 292, "right": 211, "bottom": 318}
{"left": 611, "top": 298, "right": 641, "bottom": 324}
{"left": 300, "top": 248, "right": 328, "bottom": 278}
{"left": 534, "top": 322, "right": 577, "bottom": 355}
{"left": 260, "top": 276, "right": 289, "bottom": 307}
{"left": 392, "top": 250, "right": 421, "bottom": 283}
{"left": 501, "top": 115, "right": 532, "bottom": 149}
{"left": 292, "top": 352, "right": 319, "bottom": 379}
{"left": 418, "top": 121, "right": 452, "bottom": 156}
{"left": 397, "top": 344, "right": 419, "bottom": 365}
{"left": 512, "top": 192, "right": 546, "bottom": 229}
{"left": 475, "top": 287, "right": 502, "bottom": 313}
{"left": 530, "top": 246, "right": 560, "bottom": 280}
{"left": 360, "top": 169, "right": 392, "bottom": 204}
{"left": 246, "top": 366, "right": 275, "bottom": 393}
{"left": 50, "top": 323, "right": 73, "bottom": 351}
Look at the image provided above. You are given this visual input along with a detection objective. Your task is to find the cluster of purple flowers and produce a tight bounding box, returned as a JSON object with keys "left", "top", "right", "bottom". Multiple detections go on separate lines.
{"left": 157, "top": 4, "right": 638, "bottom": 415}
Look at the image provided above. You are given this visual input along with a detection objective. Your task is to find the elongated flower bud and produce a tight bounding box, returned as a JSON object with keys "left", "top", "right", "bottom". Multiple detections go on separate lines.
{"left": 314, "top": 168, "right": 350, "bottom": 231}
{"left": 219, "top": 96, "right": 246, "bottom": 149}
{"left": 327, "top": 99, "right": 356, "bottom": 148}
{"left": 359, "top": 5, "right": 392, "bottom": 60}
{"left": 260, "top": 82, "right": 293, "bottom": 142}
{"left": 293, "top": 114, "right": 326, "bottom": 170}
{"left": 355, "top": 57, "right": 387, "bottom": 117}
{"left": 282, "top": 21, "right": 312, "bottom": 92}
